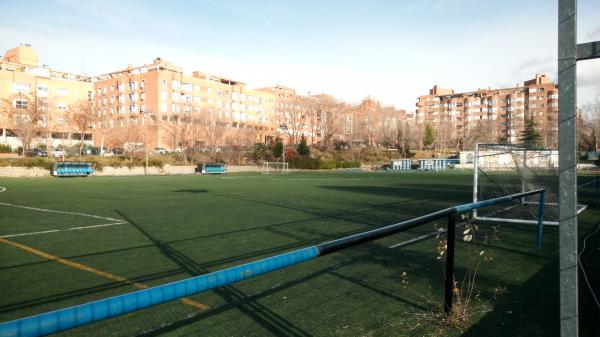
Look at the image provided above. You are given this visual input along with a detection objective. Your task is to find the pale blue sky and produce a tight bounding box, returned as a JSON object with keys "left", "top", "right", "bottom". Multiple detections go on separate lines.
{"left": 1, "top": 0, "right": 599, "bottom": 109}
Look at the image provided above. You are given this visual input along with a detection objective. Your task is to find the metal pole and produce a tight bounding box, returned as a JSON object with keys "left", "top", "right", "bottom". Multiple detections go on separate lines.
{"left": 472, "top": 143, "right": 479, "bottom": 218}
{"left": 558, "top": 0, "right": 578, "bottom": 335}
{"left": 444, "top": 213, "right": 456, "bottom": 314}
{"left": 536, "top": 191, "right": 545, "bottom": 250}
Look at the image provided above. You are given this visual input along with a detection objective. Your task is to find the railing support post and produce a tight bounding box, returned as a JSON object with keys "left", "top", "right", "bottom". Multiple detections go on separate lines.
{"left": 444, "top": 213, "right": 456, "bottom": 314}
{"left": 536, "top": 191, "right": 545, "bottom": 250}
{"left": 596, "top": 176, "right": 600, "bottom": 206}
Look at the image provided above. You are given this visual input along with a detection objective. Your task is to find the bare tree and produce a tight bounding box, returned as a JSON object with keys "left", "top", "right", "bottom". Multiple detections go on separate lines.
{"left": 276, "top": 95, "right": 307, "bottom": 145}
{"left": 201, "top": 110, "right": 227, "bottom": 161}
{"left": 1, "top": 93, "right": 45, "bottom": 155}
{"left": 579, "top": 103, "right": 600, "bottom": 152}
{"left": 321, "top": 101, "right": 346, "bottom": 147}
{"left": 69, "top": 99, "right": 95, "bottom": 155}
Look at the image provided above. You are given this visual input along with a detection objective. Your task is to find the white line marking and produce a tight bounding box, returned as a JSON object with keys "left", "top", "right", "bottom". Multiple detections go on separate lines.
{"left": 388, "top": 231, "right": 440, "bottom": 249}
{"left": 0, "top": 222, "right": 126, "bottom": 238}
{"left": 0, "top": 187, "right": 6, "bottom": 193}
{"left": 0, "top": 202, "right": 120, "bottom": 222}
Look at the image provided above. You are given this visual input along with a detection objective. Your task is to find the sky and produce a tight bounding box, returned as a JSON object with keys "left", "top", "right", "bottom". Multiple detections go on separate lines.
{"left": 0, "top": 0, "right": 599, "bottom": 110}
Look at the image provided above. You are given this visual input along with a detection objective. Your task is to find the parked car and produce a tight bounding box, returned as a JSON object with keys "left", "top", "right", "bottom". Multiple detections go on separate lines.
{"left": 27, "top": 148, "right": 47, "bottom": 157}
{"left": 52, "top": 150, "right": 67, "bottom": 158}
{"left": 153, "top": 147, "right": 169, "bottom": 154}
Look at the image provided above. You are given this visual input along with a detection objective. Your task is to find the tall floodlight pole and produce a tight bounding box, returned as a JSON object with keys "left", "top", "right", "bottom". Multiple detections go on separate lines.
{"left": 558, "top": 1, "right": 600, "bottom": 336}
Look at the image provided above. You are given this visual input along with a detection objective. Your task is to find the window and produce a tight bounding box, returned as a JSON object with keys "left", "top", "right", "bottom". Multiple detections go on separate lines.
{"left": 37, "top": 85, "right": 49, "bottom": 97}
{"left": 181, "top": 83, "right": 192, "bottom": 91}
{"left": 13, "top": 82, "right": 30, "bottom": 94}
{"left": 56, "top": 103, "right": 68, "bottom": 111}
{"left": 118, "top": 83, "right": 124, "bottom": 92}
{"left": 171, "top": 80, "right": 180, "bottom": 90}
{"left": 172, "top": 104, "right": 181, "bottom": 113}
{"left": 161, "top": 80, "right": 167, "bottom": 90}
{"left": 207, "top": 88, "right": 213, "bottom": 94}
{"left": 161, "top": 102, "right": 167, "bottom": 113}
{"left": 14, "top": 99, "right": 28, "bottom": 109}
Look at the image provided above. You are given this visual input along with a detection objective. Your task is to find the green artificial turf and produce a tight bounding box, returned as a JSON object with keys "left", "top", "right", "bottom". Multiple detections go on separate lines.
{"left": 0, "top": 171, "right": 598, "bottom": 337}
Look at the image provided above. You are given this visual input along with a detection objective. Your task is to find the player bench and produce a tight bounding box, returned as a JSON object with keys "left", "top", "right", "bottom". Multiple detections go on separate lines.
{"left": 52, "top": 162, "right": 96, "bottom": 177}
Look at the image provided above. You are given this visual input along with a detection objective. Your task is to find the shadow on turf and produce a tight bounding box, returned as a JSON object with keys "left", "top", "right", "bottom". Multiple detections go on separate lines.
{"left": 461, "top": 261, "right": 559, "bottom": 337}
{"left": 319, "top": 183, "right": 472, "bottom": 204}
{"left": 116, "top": 209, "right": 314, "bottom": 337}
{"left": 115, "top": 209, "right": 537, "bottom": 336}
{"left": 173, "top": 189, "right": 209, "bottom": 194}
{"left": 0, "top": 269, "right": 185, "bottom": 315}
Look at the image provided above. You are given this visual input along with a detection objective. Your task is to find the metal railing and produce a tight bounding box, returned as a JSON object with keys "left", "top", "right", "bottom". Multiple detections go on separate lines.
{"left": 0, "top": 189, "right": 545, "bottom": 337}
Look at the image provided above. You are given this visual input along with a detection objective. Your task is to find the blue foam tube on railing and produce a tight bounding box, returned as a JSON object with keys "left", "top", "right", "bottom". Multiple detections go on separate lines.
{"left": 0, "top": 246, "right": 319, "bottom": 337}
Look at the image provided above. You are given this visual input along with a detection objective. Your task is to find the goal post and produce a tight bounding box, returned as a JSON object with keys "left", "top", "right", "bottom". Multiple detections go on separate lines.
{"left": 472, "top": 143, "right": 586, "bottom": 226}
{"left": 261, "top": 162, "right": 289, "bottom": 174}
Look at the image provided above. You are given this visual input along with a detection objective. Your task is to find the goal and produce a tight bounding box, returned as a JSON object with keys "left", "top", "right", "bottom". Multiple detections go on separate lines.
{"left": 261, "top": 162, "right": 289, "bottom": 174}
{"left": 472, "top": 143, "right": 586, "bottom": 226}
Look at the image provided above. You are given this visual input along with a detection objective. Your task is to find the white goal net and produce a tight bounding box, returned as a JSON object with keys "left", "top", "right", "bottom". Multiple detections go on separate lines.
{"left": 473, "top": 143, "right": 564, "bottom": 225}
{"left": 261, "top": 162, "right": 289, "bottom": 174}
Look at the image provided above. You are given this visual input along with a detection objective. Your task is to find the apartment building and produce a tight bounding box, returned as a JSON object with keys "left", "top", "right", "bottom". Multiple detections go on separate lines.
{"left": 0, "top": 44, "right": 93, "bottom": 151}
{"left": 93, "top": 57, "right": 279, "bottom": 150}
{"left": 415, "top": 74, "right": 559, "bottom": 147}
{"left": 1, "top": 44, "right": 409, "bottom": 153}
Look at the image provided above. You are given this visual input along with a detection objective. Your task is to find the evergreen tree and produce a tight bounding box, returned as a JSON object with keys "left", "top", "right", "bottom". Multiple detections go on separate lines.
{"left": 520, "top": 118, "right": 543, "bottom": 148}
{"left": 296, "top": 135, "right": 310, "bottom": 156}
{"left": 273, "top": 139, "right": 283, "bottom": 158}
{"left": 424, "top": 124, "right": 436, "bottom": 149}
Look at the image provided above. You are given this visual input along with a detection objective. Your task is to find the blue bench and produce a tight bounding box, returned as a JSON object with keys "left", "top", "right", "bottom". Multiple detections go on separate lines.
{"left": 53, "top": 162, "right": 95, "bottom": 177}
{"left": 200, "top": 163, "right": 226, "bottom": 175}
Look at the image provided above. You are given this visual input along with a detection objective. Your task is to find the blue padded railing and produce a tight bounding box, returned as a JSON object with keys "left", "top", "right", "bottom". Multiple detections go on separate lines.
{"left": 0, "top": 189, "right": 544, "bottom": 337}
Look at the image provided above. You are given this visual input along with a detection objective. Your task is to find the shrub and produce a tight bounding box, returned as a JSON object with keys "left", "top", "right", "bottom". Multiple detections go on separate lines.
{"left": 148, "top": 157, "right": 165, "bottom": 168}
{"left": 253, "top": 143, "right": 270, "bottom": 160}
{"left": 319, "top": 159, "right": 337, "bottom": 170}
{"left": 273, "top": 140, "right": 283, "bottom": 158}
{"left": 284, "top": 148, "right": 298, "bottom": 161}
{"left": 288, "top": 157, "right": 320, "bottom": 170}
{"left": 0, "top": 144, "right": 13, "bottom": 153}
{"left": 296, "top": 136, "right": 310, "bottom": 156}
{"left": 337, "top": 160, "right": 361, "bottom": 168}
{"left": 93, "top": 161, "right": 104, "bottom": 172}
{"left": 12, "top": 157, "right": 55, "bottom": 170}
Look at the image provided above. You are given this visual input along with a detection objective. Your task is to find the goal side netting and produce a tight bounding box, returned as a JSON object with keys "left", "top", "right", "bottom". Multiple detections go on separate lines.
{"left": 261, "top": 162, "right": 289, "bottom": 174}
{"left": 472, "top": 143, "right": 586, "bottom": 226}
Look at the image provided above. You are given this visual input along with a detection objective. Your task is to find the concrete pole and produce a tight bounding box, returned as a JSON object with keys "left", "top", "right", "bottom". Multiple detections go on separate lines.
{"left": 558, "top": 0, "right": 578, "bottom": 336}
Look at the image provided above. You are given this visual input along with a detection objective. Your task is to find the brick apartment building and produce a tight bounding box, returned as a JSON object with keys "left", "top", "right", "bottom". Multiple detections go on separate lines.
{"left": 0, "top": 45, "right": 336, "bottom": 152}
{"left": 93, "top": 57, "right": 282, "bottom": 151}
{"left": 416, "top": 74, "right": 559, "bottom": 147}
{"left": 0, "top": 44, "right": 94, "bottom": 151}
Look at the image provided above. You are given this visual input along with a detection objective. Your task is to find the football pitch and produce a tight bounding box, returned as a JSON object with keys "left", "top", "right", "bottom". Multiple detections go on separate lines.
{"left": 0, "top": 171, "right": 598, "bottom": 337}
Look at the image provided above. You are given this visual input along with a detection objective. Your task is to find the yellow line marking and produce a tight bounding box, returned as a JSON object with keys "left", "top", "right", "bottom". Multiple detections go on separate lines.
{"left": 0, "top": 237, "right": 209, "bottom": 310}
